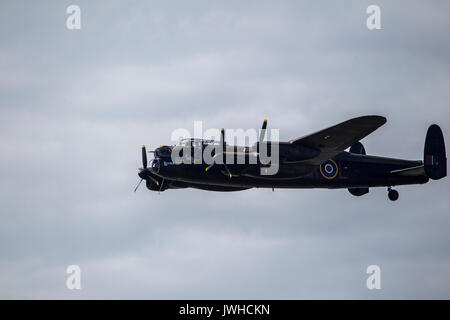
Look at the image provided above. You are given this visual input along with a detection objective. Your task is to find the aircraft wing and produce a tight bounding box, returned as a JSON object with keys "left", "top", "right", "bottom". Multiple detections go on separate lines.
{"left": 288, "top": 115, "right": 387, "bottom": 164}
{"left": 290, "top": 115, "right": 387, "bottom": 151}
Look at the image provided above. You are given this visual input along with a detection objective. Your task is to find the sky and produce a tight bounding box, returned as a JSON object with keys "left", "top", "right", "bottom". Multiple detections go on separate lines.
{"left": 0, "top": 0, "right": 449, "bottom": 299}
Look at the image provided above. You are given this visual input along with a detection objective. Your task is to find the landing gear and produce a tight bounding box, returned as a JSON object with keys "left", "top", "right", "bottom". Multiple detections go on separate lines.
{"left": 387, "top": 187, "right": 399, "bottom": 201}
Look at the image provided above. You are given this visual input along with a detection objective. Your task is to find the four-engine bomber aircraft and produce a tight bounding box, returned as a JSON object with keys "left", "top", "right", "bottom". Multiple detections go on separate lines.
{"left": 135, "top": 116, "right": 446, "bottom": 201}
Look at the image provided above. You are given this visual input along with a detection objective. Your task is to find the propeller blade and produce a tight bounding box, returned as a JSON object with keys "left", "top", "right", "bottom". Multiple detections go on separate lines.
{"left": 220, "top": 128, "right": 225, "bottom": 151}
{"left": 147, "top": 175, "right": 160, "bottom": 187}
{"left": 223, "top": 163, "right": 232, "bottom": 178}
{"left": 259, "top": 119, "right": 267, "bottom": 144}
{"left": 133, "top": 178, "right": 144, "bottom": 193}
{"left": 221, "top": 128, "right": 226, "bottom": 163}
{"left": 142, "top": 145, "right": 148, "bottom": 169}
{"left": 207, "top": 128, "right": 225, "bottom": 172}
{"left": 259, "top": 119, "right": 267, "bottom": 143}
{"left": 205, "top": 127, "right": 232, "bottom": 178}
{"left": 158, "top": 178, "right": 165, "bottom": 195}
{"left": 205, "top": 153, "right": 221, "bottom": 172}
{"left": 257, "top": 119, "right": 268, "bottom": 156}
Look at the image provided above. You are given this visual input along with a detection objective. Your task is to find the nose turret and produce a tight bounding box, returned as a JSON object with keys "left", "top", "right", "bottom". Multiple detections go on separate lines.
{"left": 154, "top": 145, "right": 172, "bottom": 161}
{"left": 149, "top": 158, "right": 161, "bottom": 174}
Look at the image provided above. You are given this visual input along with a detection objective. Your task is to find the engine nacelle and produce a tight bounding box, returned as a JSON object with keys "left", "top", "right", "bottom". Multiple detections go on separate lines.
{"left": 348, "top": 141, "right": 369, "bottom": 196}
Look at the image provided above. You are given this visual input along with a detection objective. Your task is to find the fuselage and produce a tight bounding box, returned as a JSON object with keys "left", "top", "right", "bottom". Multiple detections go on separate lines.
{"left": 136, "top": 118, "right": 445, "bottom": 198}
{"left": 151, "top": 151, "right": 428, "bottom": 190}
{"left": 135, "top": 115, "right": 447, "bottom": 201}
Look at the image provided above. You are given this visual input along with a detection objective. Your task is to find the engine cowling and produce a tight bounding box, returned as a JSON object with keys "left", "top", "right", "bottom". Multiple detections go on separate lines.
{"left": 348, "top": 141, "right": 369, "bottom": 196}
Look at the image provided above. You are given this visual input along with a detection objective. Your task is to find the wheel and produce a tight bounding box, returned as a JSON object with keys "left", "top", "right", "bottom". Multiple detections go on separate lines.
{"left": 388, "top": 189, "right": 399, "bottom": 201}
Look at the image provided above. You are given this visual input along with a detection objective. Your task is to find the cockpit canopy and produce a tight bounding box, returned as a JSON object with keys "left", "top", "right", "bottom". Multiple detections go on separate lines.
{"left": 176, "top": 138, "right": 220, "bottom": 148}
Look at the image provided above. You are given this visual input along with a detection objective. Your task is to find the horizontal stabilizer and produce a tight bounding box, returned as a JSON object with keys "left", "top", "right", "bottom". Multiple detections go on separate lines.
{"left": 390, "top": 165, "right": 425, "bottom": 177}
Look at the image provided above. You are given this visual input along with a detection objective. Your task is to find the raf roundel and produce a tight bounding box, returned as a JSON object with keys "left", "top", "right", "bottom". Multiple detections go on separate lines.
{"left": 320, "top": 159, "right": 338, "bottom": 179}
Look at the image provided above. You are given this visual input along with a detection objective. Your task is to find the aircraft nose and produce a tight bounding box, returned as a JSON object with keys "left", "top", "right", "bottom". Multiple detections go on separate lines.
{"left": 155, "top": 146, "right": 172, "bottom": 159}
{"left": 138, "top": 169, "right": 146, "bottom": 179}
{"left": 138, "top": 167, "right": 152, "bottom": 179}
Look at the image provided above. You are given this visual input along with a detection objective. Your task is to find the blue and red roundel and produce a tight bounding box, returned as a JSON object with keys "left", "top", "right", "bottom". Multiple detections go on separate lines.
{"left": 320, "top": 159, "right": 338, "bottom": 179}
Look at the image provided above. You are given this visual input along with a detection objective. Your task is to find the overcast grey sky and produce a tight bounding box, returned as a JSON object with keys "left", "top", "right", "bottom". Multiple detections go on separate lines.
{"left": 0, "top": 0, "right": 449, "bottom": 299}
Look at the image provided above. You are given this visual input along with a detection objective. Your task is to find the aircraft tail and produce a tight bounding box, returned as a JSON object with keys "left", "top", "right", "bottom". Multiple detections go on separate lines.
{"left": 424, "top": 124, "right": 447, "bottom": 180}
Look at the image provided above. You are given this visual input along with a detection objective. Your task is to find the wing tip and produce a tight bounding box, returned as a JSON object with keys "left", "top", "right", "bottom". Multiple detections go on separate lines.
{"left": 356, "top": 114, "right": 386, "bottom": 123}
{"left": 370, "top": 115, "right": 387, "bottom": 125}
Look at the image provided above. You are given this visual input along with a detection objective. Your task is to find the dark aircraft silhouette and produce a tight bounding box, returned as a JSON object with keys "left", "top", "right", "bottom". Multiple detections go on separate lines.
{"left": 135, "top": 116, "right": 446, "bottom": 201}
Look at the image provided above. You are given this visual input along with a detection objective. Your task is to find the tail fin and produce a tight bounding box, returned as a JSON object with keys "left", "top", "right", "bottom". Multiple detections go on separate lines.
{"left": 424, "top": 124, "right": 447, "bottom": 180}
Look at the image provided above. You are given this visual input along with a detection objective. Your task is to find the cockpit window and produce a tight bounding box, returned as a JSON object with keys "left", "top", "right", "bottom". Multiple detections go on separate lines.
{"left": 176, "top": 138, "right": 218, "bottom": 147}
{"left": 177, "top": 139, "right": 191, "bottom": 147}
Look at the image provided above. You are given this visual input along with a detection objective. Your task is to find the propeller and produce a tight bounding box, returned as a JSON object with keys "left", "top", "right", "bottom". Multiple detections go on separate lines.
{"left": 258, "top": 119, "right": 267, "bottom": 153}
{"left": 260, "top": 119, "right": 267, "bottom": 144}
{"left": 205, "top": 121, "right": 268, "bottom": 177}
{"left": 205, "top": 128, "right": 232, "bottom": 178}
{"left": 134, "top": 145, "right": 159, "bottom": 193}
{"left": 142, "top": 145, "right": 147, "bottom": 169}
{"left": 221, "top": 128, "right": 232, "bottom": 178}
{"left": 133, "top": 177, "right": 144, "bottom": 193}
